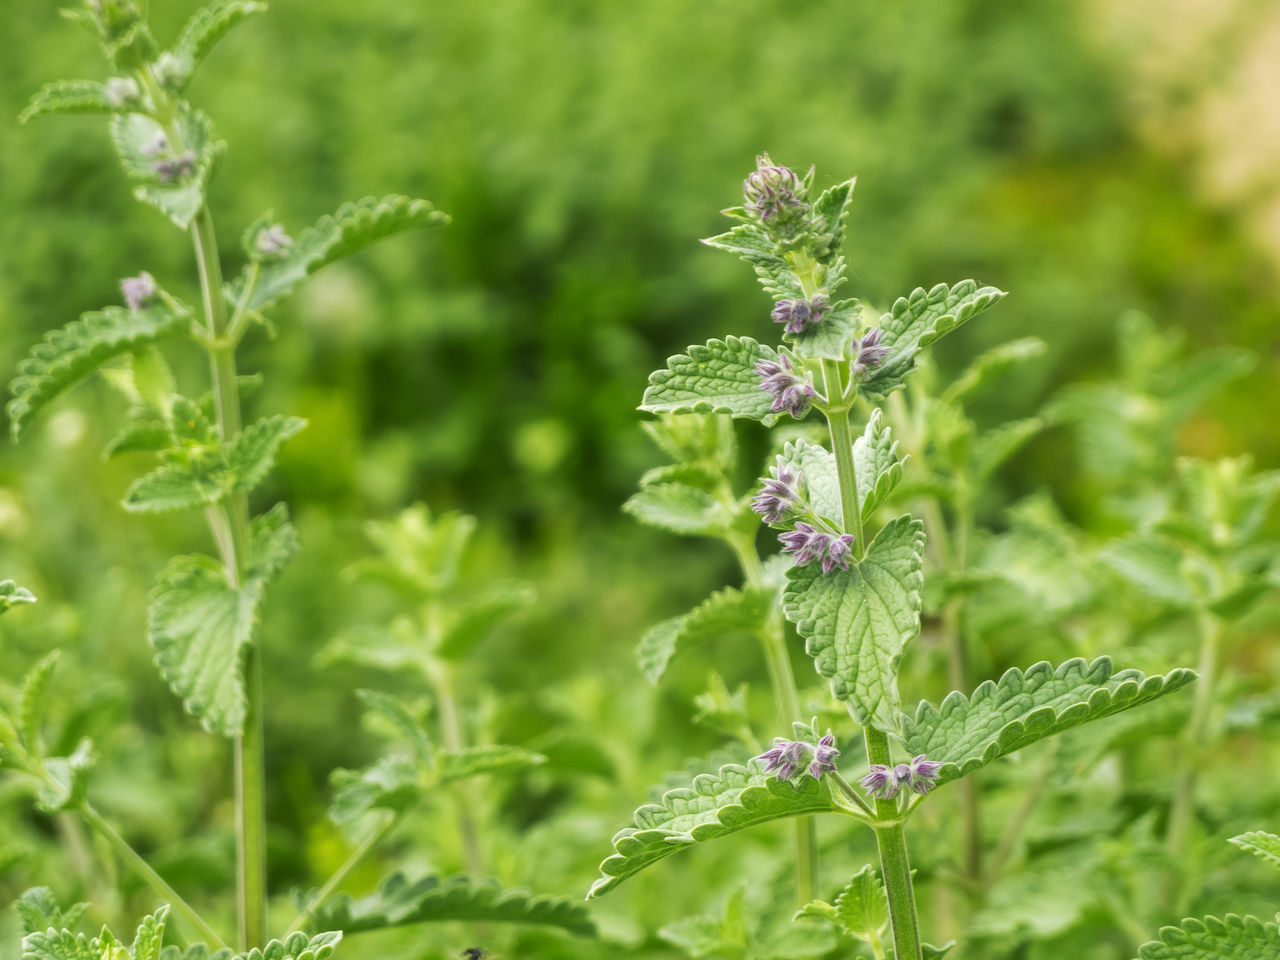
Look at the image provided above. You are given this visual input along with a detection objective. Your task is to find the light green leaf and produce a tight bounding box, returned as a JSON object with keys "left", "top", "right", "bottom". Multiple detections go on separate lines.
{"left": 36, "top": 740, "right": 95, "bottom": 813}
{"left": 776, "top": 439, "right": 841, "bottom": 527}
{"left": 436, "top": 745, "right": 546, "bottom": 785}
{"left": 834, "top": 865, "right": 889, "bottom": 940}
{"left": 853, "top": 409, "right": 906, "bottom": 521}
{"left": 329, "top": 755, "right": 421, "bottom": 823}
{"left": 308, "top": 872, "right": 596, "bottom": 937}
{"left": 810, "top": 178, "right": 856, "bottom": 261}
{"left": 1100, "top": 537, "right": 1199, "bottom": 607}
{"left": 783, "top": 516, "right": 925, "bottom": 732}
{"left": 13, "top": 888, "right": 88, "bottom": 936}
{"left": 226, "top": 415, "right": 306, "bottom": 492}
{"left": 130, "top": 908, "right": 169, "bottom": 960}
{"left": 123, "top": 457, "right": 227, "bottom": 513}
{"left": 941, "top": 337, "right": 1046, "bottom": 404}
{"left": 104, "top": 419, "right": 172, "bottom": 458}
{"left": 148, "top": 505, "right": 297, "bottom": 735}
{"left": 1135, "top": 915, "right": 1280, "bottom": 960}
{"left": 1, "top": 580, "right": 38, "bottom": 614}
{"left": 790, "top": 298, "right": 862, "bottom": 361}
{"left": 436, "top": 582, "right": 535, "bottom": 660}
{"left": 19, "top": 81, "right": 131, "bottom": 123}
{"left": 8, "top": 303, "right": 190, "bottom": 439}
{"left": 641, "top": 412, "right": 738, "bottom": 473}
{"left": 19, "top": 652, "right": 60, "bottom": 761}
{"left": 233, "top": 932, "right": 341, "bottom": 960}
{"left": 1230, "top": 831, "right": 1280, "bottom": 871}
{"left": 165, "top": 0, "right": 268, "bottom": 90}
{"left": 21, "top": 928, "right": 99, "bottom": 960}
{"left": 700, "top": 224, "right": 787, "bottom": 271}
{"left": 971, "top": 417, "right": 1043, "bottom": 482}
{"left": 859, "top": 281, "right": 1006, "bottom": 401}
{"left": 111, "top": 104, "right": 223, "bottom": 229}
{"left": 624, "top": 483, "right": 730, "bottom": 537}
{"left": 231, "top": 196, "right": 448, "bottom": 311}
{"left": 355, "top": 689, "right": 432, "bottom": 768}
{"left": 924, "top": 943, "right": 956, "bottom": 959}
{"left": 589, "top": 757, "right": 838, "bottom": 897}
{"left": 640, "top": 337, "right": 783, "bottom": 425}
{"left": 902, "top": 658, "right": 1197, "bottom": 786}
{"left": 636, "top": 586, "right": 772, "bottom": 684}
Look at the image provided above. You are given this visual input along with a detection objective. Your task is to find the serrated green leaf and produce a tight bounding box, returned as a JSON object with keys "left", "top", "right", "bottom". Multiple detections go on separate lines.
{"left": 589, "top": 757, "right": 838, "bottom": 897}
{"left": 21, "top": 928, "right": 100, "bottom": 960}
{"left": 229, "top": 196, "right": 448, "bottom": 311}
{"left": 226, "top": 415, "right": 306, "bottom": 491}
{"left": 309, "top": 872, "right": 595, "bottom": 937}
{"left": 776, "top": 439, "right": 841, "bottom": 527}
{"left": 436, "top": 745, "right": 546, "bottom": 785}
{"left": 165, "top": 0, "right": 268, "bottom": 90}
{"left": 636, "top": 586, "right": 772, "bottom": 684}
{"left": 0, "top": 580, "right": 38, "bottom": 613}
{"left": 1100, "top": 536, "right": 1199, "bottom": 607}
{"left": 111, "top": 104, "right": 222, "bottom": 229}
{"left": 329, "top": 755, "right": 421, "bottom": 823}
{"left": 1230, "top": 831, "right": 1280, "bottom": 871}
{"left": 8, "top": 303, "right": 190, "bottom": 439}
{"left": 640, "top": 337, "right": 783, "bottom": 424}
{"left": 971, "top": 417, "right": 1043, "bottom": 482}
{"left": 436, "top": 582, "right": 534, "bottom": 660}
{"left": 19, "top": 651, "right": 60, "bottom": 761}
{"left": 13, "top": 888, "right": 88, "bottom": 936}
{"left": 123, "top": 458, "right": 227, "bottom": 513}
{"left": 902, "top": 657, "right": 1197, "bottom": 786}
{"left": 104, "top": 418, "right": 171, "bottom": 458}
{"left": 853, "top": 409, "right": 906, "bottom": 520}
{"left": 233, "top": 932, "right": 341, "bottom": 960}
{"left": 789, "top": 298, "right": 862, "bottom": 361}
{"left": 158, "top": 945, "right": 233, "bottom": 960}
{"left": 36, "top": 739, "right": 95, "bottom": 813}
{"left": 783, "top": 516, "right": 925, "bottom": 732}
{"left": 641, "top": 413, "right": 738, "bottom": 473}
{"left": 859, "top": 281, "right": 1006, "bottom": 401}
{"left": 701, "top": 224, "right": 787, "bottom": 270}
{"left": 623, "top": 483, "right": 730, "bottom": 537}
{"left": 19, "top": 81, "right": 131, "bottom": 123}
{"left": 130, "top": 907, "right": 169, "bottom": 960}
{"left": 810, "top": 178, "right": 855, "bottom": 261}
{"left": 1135, "top": 914, "right": 1280, "bottom": 960}
{"left": 834, "top": 865, "right": 889, "bottom": 940}
{"left": 148, "top": 505, "right": 297, "bottom": 735}
{"left": 355, "top": 689, "right": 432, "bottom": 768}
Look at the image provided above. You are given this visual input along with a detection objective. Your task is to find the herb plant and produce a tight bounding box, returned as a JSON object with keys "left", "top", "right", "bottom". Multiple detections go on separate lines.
{"left": 592, "top": 156, "right": 1201, "bottom": 960}
{"left": 2, "top": 2, "right": 592, "bottom": 957}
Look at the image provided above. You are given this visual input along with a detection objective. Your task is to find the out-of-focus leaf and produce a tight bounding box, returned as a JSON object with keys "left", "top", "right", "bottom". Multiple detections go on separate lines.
{"left": 1135, "top": 915, "right": 1280, "bottom": 960}
{"left": 1230, "top": 832, "right": 1280, "bottom": 871}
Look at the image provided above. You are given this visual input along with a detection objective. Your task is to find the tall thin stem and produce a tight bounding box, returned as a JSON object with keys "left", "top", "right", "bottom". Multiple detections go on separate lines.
{"left": 428, "top": 658, "right": 484, "bottom": 877}
{"left": 728, "top": 531, "right": 819, "bottom": 905}
{"left": 287, "top": 812, "right": 401, "bottom": 935}
{"left": 1167, "top": 612, "right": 1221, "bottom": 862}
{"left": 821, "top": 369, "right": 923, "bottom": 960}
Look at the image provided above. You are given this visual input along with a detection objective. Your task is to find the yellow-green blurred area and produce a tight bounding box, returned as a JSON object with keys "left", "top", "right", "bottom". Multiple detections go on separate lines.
{"left": 1, "top": 1, "right": 1279, "bottom": 959}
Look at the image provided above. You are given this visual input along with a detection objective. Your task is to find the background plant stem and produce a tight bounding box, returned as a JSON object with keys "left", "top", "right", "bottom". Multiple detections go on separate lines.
{"left": 1166, "top": 611, "right": 1221, "bottom": 873}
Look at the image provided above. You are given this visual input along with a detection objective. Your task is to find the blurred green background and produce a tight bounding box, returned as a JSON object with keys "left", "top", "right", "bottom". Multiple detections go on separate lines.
{"left": 1, "top": 0, "right": 1278, "bottom": 958}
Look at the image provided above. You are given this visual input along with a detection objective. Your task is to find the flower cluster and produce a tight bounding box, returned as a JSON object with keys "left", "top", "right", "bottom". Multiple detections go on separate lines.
{"left": 104, "top": 77, "right": 141, "bottom": 107}
{"left": 859, "top": 755, "right": 943, "bottom": 799}
{"left": 750, "top": 459, "right": 805, "bottom": 524}
{"left": 756, "top": 732, "right": 840, "bottom": 782}
{"left": 779, "top": 522, "right": 854, "bottom": 573}
{"left": 141, "top": 133, "right": 196, "bottom": 183}
{"left": 121, "top": 271, "right": 156, "bottom": 312}
{"left": 851, "top": 327, "right": 890, "bottom": 377}
{"left": 755, "top": 354, "right": 816, "bottom": 419}
{"left": 771, "top": 294, "right": 829, "bottom": 336}
{"left": 743, "top": 154, "right": 809, "bottom": 224}
{"left": 256, "top": 224, "right": 293, "bottom": 257}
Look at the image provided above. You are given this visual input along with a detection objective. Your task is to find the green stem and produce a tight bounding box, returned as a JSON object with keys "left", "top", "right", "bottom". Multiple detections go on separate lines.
{"left": 287, "top": 812, "right": 401, "bottom": 935}
{"left": 1167, "top": 612, "right": 1221, "bottom": 859}
{"left": 428, "top": 658, "right": 484, "bottom": 877}
{"left": 79, "top": 803, "right": 229, "bottom": 950}
{"left": 820, "top": 360, "right": 865, "bottom": 557}
{"left": 728, "top": 531, "right": 819, "bottom": 905}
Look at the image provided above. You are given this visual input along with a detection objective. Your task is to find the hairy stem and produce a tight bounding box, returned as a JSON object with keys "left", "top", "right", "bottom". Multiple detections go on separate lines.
{"left": 728, "top": 531, "right": 819, "bottom": 904}
{"left": 822, "top": 374, "right": 923, "bottom": 960}
{"left": 287, "top": 812, "right": 401, "bottom": 935}
{"left": 79, "top": 803, "right": 229, "bottom": 949}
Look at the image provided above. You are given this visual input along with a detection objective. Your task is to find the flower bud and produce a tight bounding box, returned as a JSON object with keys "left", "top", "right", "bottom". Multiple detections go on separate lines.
{"left": 121, "top": 271, "right": 156, "bottom": 312}
{"left": 851, "top": 327, "right": 890, "bottom": 377}
{"left": 104, "top": 76, "right": 141, "bottom": 107}
{"left": 255, "top": 224, "right": 293, "bottom": 257}
{"left": 751, "top": 457, "right": 805, "bottom": 524}
{"left": 756, "top": 731, "right": 840, "bottom": 783}
{"left": 743, "top": 154, "right": 809, "bottom": 224}
{"left": 778, "top": 522, "right": 855, "bottom": 573}
{"left": 771, "top": 294, "right": 829, "bottom": 336}
{"left": 755, "top": 354, "right": 815, "bottom": 419}
{"left": 859, "top": 754, "right": 943, "bottom": 799}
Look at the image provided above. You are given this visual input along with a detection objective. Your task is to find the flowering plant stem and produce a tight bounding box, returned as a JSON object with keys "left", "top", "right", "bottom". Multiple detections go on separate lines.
{"left": 820, "top": 363, "right": 923, "bottom": 960}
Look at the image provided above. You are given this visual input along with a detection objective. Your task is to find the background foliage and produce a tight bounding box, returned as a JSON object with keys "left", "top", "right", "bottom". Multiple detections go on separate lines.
{"left": 1, "top": 1, "right": 1277, "bottom": 958}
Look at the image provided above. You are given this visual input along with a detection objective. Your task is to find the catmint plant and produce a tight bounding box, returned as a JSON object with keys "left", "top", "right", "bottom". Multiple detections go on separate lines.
{"left": 2, "top": 1, "right": 593, "bottom": 957}
{"left": 590, "top": 155, "right": 1199, "bottom": 960}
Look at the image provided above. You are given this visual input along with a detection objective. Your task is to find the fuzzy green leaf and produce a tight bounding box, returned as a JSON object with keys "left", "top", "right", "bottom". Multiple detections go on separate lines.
{"left": 123, "top": 459, "right": 227, "bottom": 513}
{"left": 790, "top": 298, "right": 862, "bottom": 361}
{"left": 22, "top": 928, "right": 100, "bottom": 960}
{"left": 233, "top": 932, "right": 341, "bottom": 960}
{"left": 942, "top": 337, "right": 1046, "bottom": 404}
{"left": 636, "top": 586, "right": 772, "bottom": 683}
{"left": 111, "top": 104, "right": 223, "bottom": 229}
{"left": 231, "top": 196, "right": 448, "bottom": 311}
{"left": 436, "top": 745, "right": 546, "bottom": 785}
{"left": 13, "top": 889, "right": 88, "bottom": 937}
{"left": 329, "top": 755, "right": 421, "bottom": 823}
{"left": 19, "top": 652, "right": 60, "bottom": 761}
{"left": 589, "top": 757, "right": 838, "bottom": 897}
{"left": 35, "top": 740, "right": 95, "bottom": 813}
{"left": 19, "top": 81, "right": 131, "bottom": 123}
{"left": 309, "top": 872, "right": 595, "bottom": 937}
{"left": 148, "top": 505, "right": 297, "bottom": 735}
{"left": 902, "top": 657, "right": 1197, "bottom": 786}
{"left": 1, "top": 580, "right": 38, "bottom": 614}
{"left": 859, "top": 281, "right": 1006, "bottom": 401}
{"left": 131, "top": 908, "right": 169, "bottom": 960}
{"left": 624, "top": 483, "right": 730, "bottom": 537}
{"left": 810, "top": 178, "right": 856, "bottom": 261}
{"left": 1230, "top": 831, "right": 1280, "bottom": 871}
{"left": 853, "top": 409, "right": 907, "bottom": 520}
{"left": 1100, "top": 537, "right": 1198, "bottom": 607}
{"left": 355, "top": 689, "right": 433, "bottom": 768}
{"left": 225, "top": 415, "right": 306, "bottom": 491}
{"left": 1135, "top": 915, "right": 1280, "bottom": 960}
{"left": 104, "top": 419, "right": 171, "bottom": 458}
{"left": 640, "top": 337, "right": 783, "bottom": 424}
{"left": 435, "top": 582, "right": 534, "bottom": 660}
{"left": 835, "top": 865, "right": 889, "bottom": 940}
{"left": 700, "top": 224, "right": 787, "bottom": 271}
{"left": 776, "top": 439, "right": 841, "bottom": 527}
{"left": 783, "top": 516, "right": 926, "bottom": 732}
{"left": 972, "top": 417, "right": 1043, "bottom": 482}
{"left": 8, "top": 304, "right": 190, "bottom": 439}
{"left": 166, "top": 0, "right": 268, "bottom": 90}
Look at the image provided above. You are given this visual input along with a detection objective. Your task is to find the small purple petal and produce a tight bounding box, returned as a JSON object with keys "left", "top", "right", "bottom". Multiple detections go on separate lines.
{"left": 121, "top": 271, "right": 156, "bottom": 312}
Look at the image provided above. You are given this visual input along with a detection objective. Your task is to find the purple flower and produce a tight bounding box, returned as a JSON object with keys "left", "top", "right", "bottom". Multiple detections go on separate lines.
{"left": 778, "top": 522, "right": 855, "bottom": 573}
{"left": 859, "top": 754, "right": 943, "bottom": 799}
{"left": 154, "top": 150, "right": 196, "bottom": 183}
{"left": 756, "top": 731, "right": 840, "bottom": 783}
{"left": 751, "top": 459, "right": 803, "bottom": 524}
{"left": 851, "top": 327, "right": 890, "bottom": 377}
{"left": 771, "top": 295, "right": 829, "bottom": 336}
{"left": 121, "top": 271, "right": 156, "bottom": 312}
{"left": 256, "top": 224, "right": 293, "bottom": 256}
{"left": 743, "top": 154, "right": 809, "bottom": 223}
{"left": 755, "top": 354, "right": 815, "bottom": 419}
